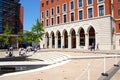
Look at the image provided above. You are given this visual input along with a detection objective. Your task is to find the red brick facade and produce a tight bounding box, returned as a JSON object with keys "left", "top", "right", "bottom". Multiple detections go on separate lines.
{"left": 40, "top": 0, "right": 120, "bottom": 33}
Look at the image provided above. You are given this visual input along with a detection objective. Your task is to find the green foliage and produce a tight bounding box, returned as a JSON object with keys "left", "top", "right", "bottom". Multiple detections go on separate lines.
{"left": 3, "top": 23, "right": 11, "bottom": 46}
{"left": 24, "top": 19, "right": 44, "bottom": 44}
{"left": 17, "top": 29, "right": 24, "bottom": 44}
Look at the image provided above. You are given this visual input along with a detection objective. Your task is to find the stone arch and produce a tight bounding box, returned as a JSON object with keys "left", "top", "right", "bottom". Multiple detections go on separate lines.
{"left": 56, "top": 30, "right": 61, "bottom": 48}
{"left": 62, "top": 29, "right": 68, "bottom": 48}
{"left": 87, "top": 26, "right": 96, "bottom": 49}
{"left": 78, "top": 27, "right": 85, "bottom": 46}
{"left": 70, "top": 28, "right": 76, "bottom": 48}
{"left": 50, "top": 31, "right": 55, "bottom": 48}
{"left": 45, "top": 32, "right": 49, "bottom": 48}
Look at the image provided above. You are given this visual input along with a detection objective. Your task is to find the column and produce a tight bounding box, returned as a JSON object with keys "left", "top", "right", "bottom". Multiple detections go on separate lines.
{"left": 55, "top": 36, "right": 58, "bottom": 49}
{"left": 68, "top": 35, "right": 71, "bottom": 49}
{"left": 61, "top": 36, "right": 64, "bottom": 49}
{"left": 49, "top": 37, "right": 52, "bottom": 48}
{"left": 76, "top": 34, "right": 79, "bottom": 49}
{"left": 85, "top": 33, "right": 89, "bottom": 49}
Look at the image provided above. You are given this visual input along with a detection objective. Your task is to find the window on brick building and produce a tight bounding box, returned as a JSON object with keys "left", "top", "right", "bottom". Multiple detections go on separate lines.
{"left": 46, "top": 1, "right": 49, "bottom": 5}
{"left": 51, "top": 18, "right": 54, "bottom": 25}
{"left": 79, "top": 10, "right": 83, "bottom": 20}
{"left": 51, "top": 8, "right": 54, "bottom": 16}
{"left": 63, "top": 3, "right": 67, "bottom": 12}
{"left": 88, "top": 8, "right": 93, "bottom": 18}
{"left": 63, "top": 14, "right": 67, "bottom": 23}
{"left": 57, "top": 16, "right": 60, "bottom": 24}
{"left": 70, "top": 1, "right": 74, "bottom": 10}
{"left": 42, "top": 3, "right": 44, "bottom": 7}
{"left": 98, "top": 0, "right": 103, "bottom": 2}
{"left": 42, "top": 21, "right": 44, "bottom": 26}
{"left": 46, "top": 19, "right": 48, "bottom": 26}
{"left": 119, "top": 24, "right": 120, "bottom": 30}
{"left": 88, "top": 0, "right": 92, "bottom": 5}
{"left": 46, "top": 10, "right": 49, "bottom": 17}
{"left": 118, "top": 9, "right": 120, "bottom": 16}
{"left": 71, "top": 12, "right": 74, "bottom": 21}
{"left": 118, "top": 0, "right": 120, "bottom": 2}
{"left": 78, "top": 0, "right": 83, "bottom": 7}
{"left": 57, "top": 6, "right": 60, "bottom": 14}
{"left": 51, "top": 0, "right": 54, "bottom": 3}
{"left": 99, "top": 5, "right": 104, "bottom": 16}
{"left": 41, "top": 12, "right": 44, "bottom": 19}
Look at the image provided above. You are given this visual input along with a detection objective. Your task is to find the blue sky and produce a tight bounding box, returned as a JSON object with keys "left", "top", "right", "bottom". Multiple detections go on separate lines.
{"left": 20, "top": 0, "right": 40, "bottom": 31}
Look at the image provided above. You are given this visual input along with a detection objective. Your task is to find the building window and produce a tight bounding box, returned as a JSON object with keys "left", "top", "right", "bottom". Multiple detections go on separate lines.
{"left": 118, "top": 0, "right": 120, "bottom": 2}
{"left": 51, "top": 18, "right": 54, "bottom": 25}
{"left": 118, "top": 9, "right": 120, "bottom": 16}
{"left": 51, "top": 0, "right": 54, "bottom": 3}
{"left": 46, "top": 10, "right": 49, "bottom": 17}
{"left": 88, "top": 0, "right": 92, "bottom": 5}
{"left": 88, "top": 8, "right": 93, "bottom": 18}
{"left": 46, "top": 1, "right": 49, "bottom": 5}
{"left": 70, "top": 1, "right": 74, "bottom": 10}
{"left": 79, "top": 10, "right": 83, "bottom": 20}
{"left": 42, "top": 21, "right": 44, "bottom": 26}
{"left": 119, "top": 24, "right": 120, "bottom": 30}
{"left": 63, "top": 14, "right": 67, "bottom": 23}
{"left": 119, "top": 39, "right": 120, "bottom": 46}
{"left": 0, "top": 27, "right": 2, "bottom": 33}
{"left": 71, "top": 12, "right": 74, "bottom": 21}
{"left": 57, "top": 6, "right": 60, "bottom": 14}
{"left": 99, "top": 5, "right": 104, "bottom": 16}
{"left": 78, "top": 0, "right": 82, "bottom": 7}
{"left": 63, "top": 3, "right": 67, "bottom": 12}
{"left": 57, "top": 16, "right": 60, "bottom": 24}
{"left": 98, "top": 0, "right": 103, "bottom": 2}
{"left": 51, "top": 8, "right": 54, "bottom": 16}
{"left": 46, "top": 19, "right": 48, "bottom": 26}
{"left": 42, "top": 3, "right": 44, "bottom": 7}
{"left": 41, "top": 12, "right": 44, "bottom": 19}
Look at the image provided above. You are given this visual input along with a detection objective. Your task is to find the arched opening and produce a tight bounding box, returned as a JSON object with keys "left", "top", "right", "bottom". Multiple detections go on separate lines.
{"left": 88, "top": 27, "right": 95, "bottom": 49}
{"left": 71, "top": 29, "right": 76, "bottom": 48}
{"left": 64, "top": 30, "right": 68, "bottom": 48}
{"left": 79, "top": 28, "right": 85, "bottom": 46}
{"left": 51, "top": 32, "right": 55, "bottom": 48}
{"left": 57, "top": 31, "right": 61, "bottom": 48}
{"left": 46, "top": 32, "right": 49, "bottom": 48}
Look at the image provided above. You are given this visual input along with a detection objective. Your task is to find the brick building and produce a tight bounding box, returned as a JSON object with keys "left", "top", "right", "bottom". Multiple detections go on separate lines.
{"left": 40, "top": 0, "right": 120, "bottom": 50}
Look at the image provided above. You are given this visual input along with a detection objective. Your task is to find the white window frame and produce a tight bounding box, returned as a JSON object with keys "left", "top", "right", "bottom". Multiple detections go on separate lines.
{"left": 56, "top": 5, "right": 60, "bottom": 15}
{"left": 70, "top": 11, "right": 75, "bottom": 22}
{"left": 46, "top": 9, "right": 49, "bottom": 18}
{"left": 56, "top": 15, "right": 60, "bottom": 25}
{"left": 87, "top": 6, "right": 94, "bottom": 19}
{"left": 98, "top": 3, "right": 105, "bottom": 17}
{"left": 50, "top": 17, "right": 54, "bottom": 26}
{"left": 87, "top": 0, "right": 93, "bottom": 6}
{"left": 97, "top": 0, "right": 104, "bottom": 3}
{"left": 62, "top": 3, "right": 67, "bottom": 13}
{"left": 78, "top": 9, "right": 84, "bottom": 20}
{"left": 70, "top": 0, "right": 74, "bottom": 11}
{"left": 50, "top": 7, "right": 54, "bottom": 17}
{"left": 41, "top": 11, "right": 44, "bottom": 19}
{"left": 62, "top": 14, "right": 67, "bottom": 23}
{"left": 78, "top": 0, "right": 83, "bottom": 9}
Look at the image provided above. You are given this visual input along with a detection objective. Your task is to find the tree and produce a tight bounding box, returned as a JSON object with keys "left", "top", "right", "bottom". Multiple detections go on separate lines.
{"left": 3, "top": 23, "right": 11, "bottom": 47}
{"left": 17, "top": 29, "right": 24, "bottom": 47}
{"left": 31, "top": 19, "right": 44, "bottom": 43}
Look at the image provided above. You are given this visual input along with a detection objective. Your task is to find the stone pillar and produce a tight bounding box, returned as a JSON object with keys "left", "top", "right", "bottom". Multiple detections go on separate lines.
{"left": 49, "top": 37, "right": 52, "bottom": 48}
{"left": 61, "top": 36, "right": 64, "bottom": 49}
{"left": 76, "top": 34, "right": 79, "bottom": 49}
{"left": 85, "top": 33, "right": 89, "bottom": 49}
{"left": 68, "top": 35, "right": 71, "bottom": 49}
{"left": 55, "top": 36, "right": 58, "bottom": 49}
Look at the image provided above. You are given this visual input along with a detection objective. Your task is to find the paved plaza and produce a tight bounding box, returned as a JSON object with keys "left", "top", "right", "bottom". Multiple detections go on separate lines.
{"left": 0, "top": 49, "right": 120, "bottom": 80}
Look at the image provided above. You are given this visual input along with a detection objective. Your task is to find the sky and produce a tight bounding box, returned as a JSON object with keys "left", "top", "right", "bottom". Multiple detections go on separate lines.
{"left": 20, "top": 0, "right": 40, "bottom": 31}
